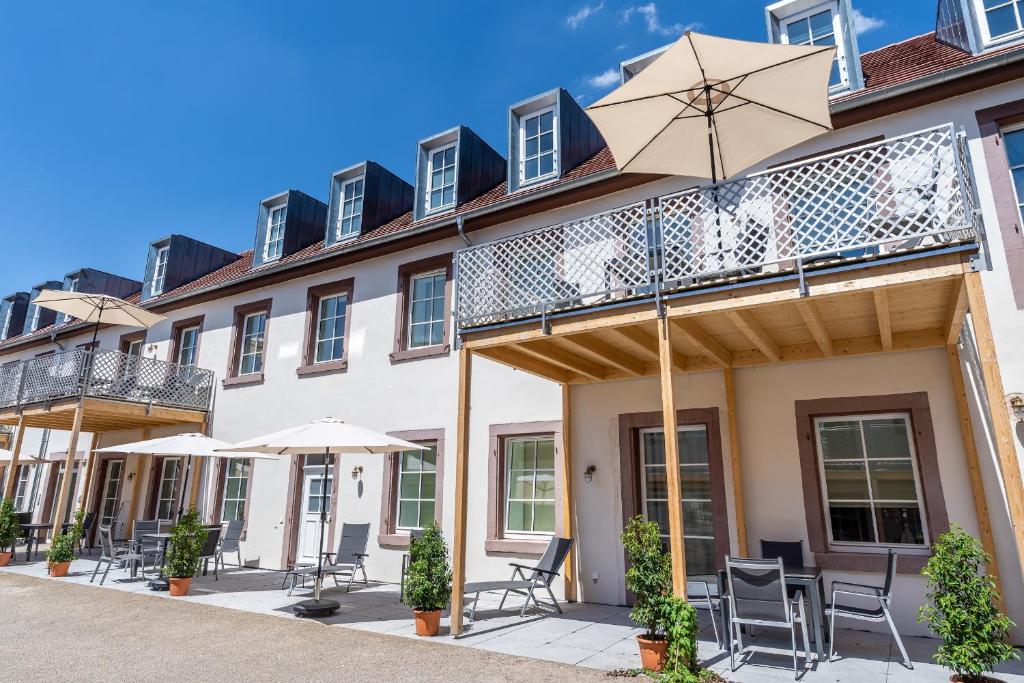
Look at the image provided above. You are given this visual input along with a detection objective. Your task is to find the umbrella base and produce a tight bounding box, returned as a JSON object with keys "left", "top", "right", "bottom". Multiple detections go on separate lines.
{"left": 148, "top": 577, "right": 170, "bottom": 591}
{"left": 292, "top": 598, "right": 340, "bottom": 618}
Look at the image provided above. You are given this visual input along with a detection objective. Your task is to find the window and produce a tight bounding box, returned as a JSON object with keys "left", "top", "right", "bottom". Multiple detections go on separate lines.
{"left": 152, "top": 246, "right": 170, "bottom": 295}
{"left": 408, "top": 270, "right": 446, "bottom": 349}
{"left": 126, "top": 339, "right": 144, "bottom": 357}
{"left": 176, "top": 326, "right": 199, "bottom": 367}
{"left": 155, "top": 457, "right": 182, "bottom": 520}
{"left": 782, "top": 6, "right": 842, "bottom": 88}
{"left": 13, "top": 465, "right": 37, "bottom": 512}
{"left": 1003, "top": 126, "right": 1024, "bottom": 224}
{"left": 315, "top": 295, "right": 347, "bottom": 363}
{"left": 238, "top": 312, "right": 266, "bottom": 375}
{"left": 98, "top": 460, "right": 124, "bottom": 528}
{"left": 299, "top": 279, "right": 353, "bottom": 375}
{"left": 59, "top": 277, "right": 80, "bottom": 324}
{"left": 980, "top": 0, "right": 1024, "bottom": 41}
{"left": 28, "top": 304, "right": 41, "bottom": 332}
{"left": 264, "top": 205, "right": 287, "bottom": 260}
{"left": 0, "top": 303, "right": 11, "bottom": 339}
{"left": 337, "top": 177, "right": 364, "bottom": 240}
{"left": 426, "top": 144, "right": 457, "bottom": 212}
{"left": 504, "top": 436, "right": 556, "bottom": 534}
{"left": 395, "top": 443, "right": 437, "bottom": 530}
{"left": 520, "top": 108, "right": 557, "bottom": 183}
{"left": 221, "top": 458, "right": 251, "bottom": 522}
{"left": 814, "top": 414, "right": 927, "bottom": 548}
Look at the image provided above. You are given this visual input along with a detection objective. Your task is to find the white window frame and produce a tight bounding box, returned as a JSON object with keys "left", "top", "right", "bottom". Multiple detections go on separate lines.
{"left": 314, "top": 294, "right": 347, "bottom": 364}
{"left": 264, "top": 204, "right": 287, "bottom": 261}
{"left": 126, "top": 339, "right": 144, "bottom": 357}
{"left": 425, "top": 142, "right": 458, "bottom": 213}
{"left": 976, "top": 0, "right": 1024, "bottom": 45}
{"left": 237, "top": 312, "right": 266, "bottom": 375}
{"left": 13, "top": 464, "right": 37, "bottom": 512}
{"left": 813, "top": 412, "right": 930, "bottom": 554}
{"left": 0, "top": 303, "right": 12, "bottom": 339}
{"left": 407, "top": 269, "right": 447, "bottom": 349}
{"left": 503, "top": 435, "right": 557, "bottom": 537}
{"left": 519, "top": 106, "right": 559, "bottom": 186}
{"left": 28, "top": 303, "right": 41, "bottom": 332}
{"left": 151, "top": 246, "right": 170, "bottom": 296}
{"left": 59, "top": 277, "right": 80, "bottom": 324}
{"left": 395, "top": 442, "right": 438, "bottom": 531}
{"left": 98, "top": 459, "right": 124, "bottom": 528}
{"left": 779, "top": 2, "right": 847, "bottom": 92}
{"left": 337, "top": 176, "right": 364, "bottom": 241}
{"left": 1002, "top": 123, "right": 1024, "bottom": 225}
{"left": 155, "top": 457, "right": 182, "bottom": 521}
{"left": 221, "top": 458, "right": 251, "bottom": 522}
{"left": 176, "top": 326, "right": 199, "bottom": 367}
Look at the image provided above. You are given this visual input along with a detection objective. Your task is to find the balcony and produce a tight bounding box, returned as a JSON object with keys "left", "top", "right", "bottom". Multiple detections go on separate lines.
{"left": 455, "top": 125, "right": 981, "bottom": 330}
{"left": 0, "top": 348, "right": 214, "bottom": 432}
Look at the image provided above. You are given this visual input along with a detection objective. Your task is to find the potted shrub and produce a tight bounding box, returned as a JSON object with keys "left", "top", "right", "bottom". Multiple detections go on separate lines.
{"left": 163, "top": 508, "right": 206, "bottom": 596}
{"left": 919, "top": 524, "right": 1019, "bottom": 683}
{"left": 45, "top": 508, "right": 85, "bottom": 577}
{"left": 0, "top": 498, "right": 19, "bottom": 566}
{"left": 402, "top": 521, "right": 452, "bottom": 636}
{"left": 621, "top": 515, "right": 673, "bottom": 671}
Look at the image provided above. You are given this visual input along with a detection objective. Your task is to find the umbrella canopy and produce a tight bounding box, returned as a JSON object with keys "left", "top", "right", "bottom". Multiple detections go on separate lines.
{"left": 95, "top": 433, "right": 275, "bottom": 459}
{"left": 31, "top": 449, "right": 88, "bottom": 463}
{"left": 32, "top": 290, "right": 165, "bottom": 329}
{"left": 217, "top": 418, "right": 426, "bottom": 456}
{"left": 586, "top": 31, "right": 835, "bottom": 180}
{"left": 0, "top": 448, "right": 12, "bottom": 463}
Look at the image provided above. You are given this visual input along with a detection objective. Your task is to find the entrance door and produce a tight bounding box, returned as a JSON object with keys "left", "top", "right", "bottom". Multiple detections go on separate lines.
{"left": 639, "top": 426, "right": 716, "bottom": 576}
{"left": 296, "top": 466, "right": 333, "bottom": 564}
{"left": 51, "top": 463, "right": 82, "bottom": 525}
{"left": 98, "top": 459, "right": 125, "bottom": 530}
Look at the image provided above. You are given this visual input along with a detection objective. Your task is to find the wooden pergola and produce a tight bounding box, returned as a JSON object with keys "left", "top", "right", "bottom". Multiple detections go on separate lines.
{"left": 447, "top": 251, "right": 1024, "bottom": 635}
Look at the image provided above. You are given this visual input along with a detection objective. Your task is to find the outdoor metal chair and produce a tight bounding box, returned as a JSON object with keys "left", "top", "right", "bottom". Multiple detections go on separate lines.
{"left": 462, "top": 536, "right": 574, "bottom": 623}
{"left": 91, "top": 525, "right": 145, "bottom": 584}
{"left": 197, "top": 526, "right": 223, "bottom": 580}
{"left": 132, "top": 520, "right": 165, "bottom": 573}
{"left": 687, "top": 576, "right": 723, "bottom": 649}
{"left": 724, "top": 555, "right": 810, "bottom": 680}
{"left": 827, "top": 550, "right": 912, "bottom": 670}
{"left": 62, "top": 511, "right": 96, "bottom": 555}
{"left": 760, "top": 540, "right": 804, "bottom": 569}
{"left": 399, "top": 528, "right": 424, "bottom": 602}
{"left": 285, "top": 523, "right": 370, "bottom": 596}
{"left": 216, "top": 519, "right": 244, "bottom": 570}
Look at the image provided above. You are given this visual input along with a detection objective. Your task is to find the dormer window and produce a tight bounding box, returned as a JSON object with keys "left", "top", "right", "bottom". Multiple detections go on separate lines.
{"left": 59, "top": 277, "right": 80, "bottom": 324}
{"left": 978, "top": 0, "right": 1024, "bottom": 42}
{"left": 264, "top": 205, "right": 287, "bottom": 260}
{"left": 520, "top": 108, "right": 557, "bottom": 184}
{"left": 427, "top": 144, "right": 457, "bottom": 212}
{"left": 337, "top": 177, "right": 364, "bottom": 240}
{"left": 1, "top": 305, "right": 12, "bottom": 339}
{"left": 152, "top": 246, "right": 169, "bottom": 296}
{"left": 781, "top": 5, "right": 842, "bottom": 88}
{"left": 29, "top": 304, "right": 41, "bottom": 332}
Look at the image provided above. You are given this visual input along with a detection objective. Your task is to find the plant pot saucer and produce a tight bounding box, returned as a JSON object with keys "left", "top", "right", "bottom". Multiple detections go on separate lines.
{"left": 292, "top": 598, "right": 340, "bottom": 617}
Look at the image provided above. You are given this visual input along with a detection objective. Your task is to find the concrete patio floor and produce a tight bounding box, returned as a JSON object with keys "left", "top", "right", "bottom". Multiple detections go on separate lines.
{"left": 3, "top": 555, "right": 1024, "bottom": 682}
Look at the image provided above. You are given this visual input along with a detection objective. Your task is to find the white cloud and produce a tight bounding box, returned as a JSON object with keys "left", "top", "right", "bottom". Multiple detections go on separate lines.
{"left": 587, "top": 67, "right": 620, "bottom": 89}
{"left": 621, "top": 3, "right": 695, "bottom": 36}
{"left": 851, "top": 8, "right": 885, "bottom": 35}
{"left": 567, "top": 2, "right": 604, "bottom": 29}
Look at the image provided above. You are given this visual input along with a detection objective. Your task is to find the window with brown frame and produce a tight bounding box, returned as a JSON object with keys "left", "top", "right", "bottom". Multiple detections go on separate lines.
{"left": 212, "top": 457, "right": 254, "bottom": 525}
{"left": 486, "top": 421, "right": 565, "bottom": 555}
{"left": 224, "top": 298, "right": 272, "bottom": 386}
{"left": 390, "top": 253, "right": 452, "bottom": 363}
{"left": 167, "top": 315, "right": 204, "bottom": 367}
{"left": 297, "top": 278, "right": 354, "bottom": 376}
{"left": 378, "top": 429, "right": 445, "bottom": 546}
{"left": 795, "top": 393, "right": 950, "bottom": 574}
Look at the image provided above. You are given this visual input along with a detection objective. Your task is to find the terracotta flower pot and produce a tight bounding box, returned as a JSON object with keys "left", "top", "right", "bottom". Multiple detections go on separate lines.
{"left": 49, "top": 561, "right": 71, "bottom": 577}
{"left": 413, "top": 609, "right": 442, "bottom": 636}
{"left": 168, "top": 577, "right": 192, "bottom": 597}
{"left": 636, "top": 634, "right": 669, "bottom": 672}
{"left": 0, "top": 551, "right": 12, "bottom": 567}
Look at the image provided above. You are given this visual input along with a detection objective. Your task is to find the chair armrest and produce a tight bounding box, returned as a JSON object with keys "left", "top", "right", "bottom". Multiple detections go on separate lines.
{"left": 353, "top": 553, "right": 369, "bottom": 558}
{"left": 832, "top": 581, "right": 883, "bottom": 598}
{"left": 508, "top": 562, "right": 559, "bottom": 578}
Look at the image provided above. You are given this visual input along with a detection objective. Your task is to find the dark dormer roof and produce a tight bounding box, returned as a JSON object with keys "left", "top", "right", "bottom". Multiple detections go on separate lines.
{"left": 252, "top": 190, "right": 328, "bottom": 269}
{"left": 413, "top": 126, "right": 505, "bottom": 221}
{"left": 0, "top": 293, "right": 29, "bottom": 341}
{"left": 326, "top": 161, "right": 413, "bottom": 248}
{"left": 140, "top": 235, "right": 239, "bottom": 303}
{"left": 62, "top": 268, "right": 141, "bottom": 299}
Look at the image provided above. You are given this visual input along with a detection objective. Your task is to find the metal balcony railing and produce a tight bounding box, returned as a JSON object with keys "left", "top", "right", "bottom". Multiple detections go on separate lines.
{"left": 454, "top": 124, "right": 981, "bottom": 328}
{"left": 0, "top": 348, "right": 214, "bottom": 413}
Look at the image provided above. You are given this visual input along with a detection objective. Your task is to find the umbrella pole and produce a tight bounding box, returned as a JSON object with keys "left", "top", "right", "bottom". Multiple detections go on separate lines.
{"left": 315, "top": 447, "right": 329, "bottom": 602}
{"left": 176, "top": 454, "right": 192, "bottom": 520}
{"left": 704, "top": 88, "right": 725, "bottom": 271}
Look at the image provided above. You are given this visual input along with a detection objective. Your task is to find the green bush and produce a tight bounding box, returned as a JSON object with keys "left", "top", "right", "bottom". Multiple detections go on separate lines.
{"left": 919, "top": 524, "right": 1018, "bottom": 681}
{"left": 0, "top": 498, "right": 18, "bottom": 552}
{"left": 45, "top": 508, "right": 85, "bottom": 564}
{"left": 402, "top": 521, "right": 452, "bottom": 612}
{"left": 163, "top": 508, "right": 206, "bottom": 579}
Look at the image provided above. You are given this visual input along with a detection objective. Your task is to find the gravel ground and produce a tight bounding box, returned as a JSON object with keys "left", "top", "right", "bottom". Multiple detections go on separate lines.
{"left": 0, "top": 572, "right": 608, "bottom": 682}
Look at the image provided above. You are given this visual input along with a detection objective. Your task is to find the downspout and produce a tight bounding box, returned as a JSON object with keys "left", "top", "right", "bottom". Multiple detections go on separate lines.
{"left": 456, "top": 215, "right": 471, "bottom": 247}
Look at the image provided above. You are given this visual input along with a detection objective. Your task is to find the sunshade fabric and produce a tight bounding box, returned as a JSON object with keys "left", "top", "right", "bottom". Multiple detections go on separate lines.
{"left": 587, "top": 31, "right": 835, "bottom": 179}
{"left": 32, "top": 449, "right": 88, "bottom": 462}
{"left": 95, "top": 433, "right": 274, "bottom": 459}
{"left": 32, "top": 290, "right": 165, "bottom": 329}
{"left": 217, "top": 418, "right": 426, "bottom": 456}
{"left": 0, "top": 448, "right": 12, "bottom": 462}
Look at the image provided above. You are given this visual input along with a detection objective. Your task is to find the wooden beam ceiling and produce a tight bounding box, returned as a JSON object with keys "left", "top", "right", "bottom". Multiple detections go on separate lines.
{"left": 796, "top": 300, "right": 834, "bottom": 357}
{"left": 561, "top": 334, "right": 645, "bottom": 376}
{"left": 516, "top": 339, "right": 610, "bottom": 381}
{"left": 944, "top": 278, "right": 969, "bottom": 345}
{"left": 672, "top": 318, "right": 732, "bottom": 368}
{"left": 873, "top": 290, "right": 893, "bottom": 352}
{"left": 726, "top": 309, "right": 781, "bottom": 363}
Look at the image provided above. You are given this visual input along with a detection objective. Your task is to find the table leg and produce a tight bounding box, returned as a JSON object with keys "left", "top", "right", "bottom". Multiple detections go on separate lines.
{"left": 806, "top": 578, "right": 825, "bottom": 662}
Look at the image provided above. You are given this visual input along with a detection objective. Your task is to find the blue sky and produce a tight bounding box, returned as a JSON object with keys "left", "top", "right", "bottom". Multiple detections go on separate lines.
{"left": 0, "top": 1, "right": 937, "bottom": 297}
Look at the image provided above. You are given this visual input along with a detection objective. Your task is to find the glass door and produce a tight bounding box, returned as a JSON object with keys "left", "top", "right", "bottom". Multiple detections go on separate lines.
{"left": 99, "top": 459, "right": 125, "bottom": 529}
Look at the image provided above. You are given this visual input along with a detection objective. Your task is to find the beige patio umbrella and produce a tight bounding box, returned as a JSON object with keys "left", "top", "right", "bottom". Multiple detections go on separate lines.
{"left": 586, "top": 31, "right": 835, "bottom": 181}
{"left": 32, "top": 290, "right": 165, "bottom": 346}
{"left": 217, "top": 417, "right": 426, "bottom": 617}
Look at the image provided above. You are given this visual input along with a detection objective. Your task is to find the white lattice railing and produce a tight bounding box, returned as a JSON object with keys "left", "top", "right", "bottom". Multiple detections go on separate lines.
{"left": 0, "top": 348, "right": 214, "bottom": 413}
{"left": 454, "top": 124, "right": 980, "bottom": 328}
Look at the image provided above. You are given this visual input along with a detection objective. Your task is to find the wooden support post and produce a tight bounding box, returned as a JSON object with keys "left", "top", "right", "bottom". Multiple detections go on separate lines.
{"left": 657, "top": 316, "right": 687, "bottom": 596}
{"left": 946, "top": 343, "right": 1002, "bottom": 599}
{"left": 51, "top": 403, "right": 85, "bottom": 537}
{"left": 189, "top": 421, "right": 208, "bottom": 514}
{"left": 963, "top": 272, "right": 1024, "bottom": 585}
{"left": 125, "top": 428, "right": 151, "bottom": 537}
{"left": 450, "top": 348, "right": 472, "bottom": 636}
{"left": 723, "top": 368, "right": 748, "bottom": 557}
{"left": 80, "top": 433, "right": 101, "bottom": 512}
{"left": 560, "top": 383, "right": 577, "bottom": 602}
{"left": 2, "top": 417, "right": 26, "bottom": 500}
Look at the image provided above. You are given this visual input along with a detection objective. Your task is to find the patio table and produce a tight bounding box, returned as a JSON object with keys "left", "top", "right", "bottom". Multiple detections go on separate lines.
{"left": 142, "top": 532, "right": 172, "bottom": 587}
{"left": 717, "top": 566, "right": 828, "bottom": 662}
{"left": 19, "top": 523, "right": 51, "bottom": 561}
